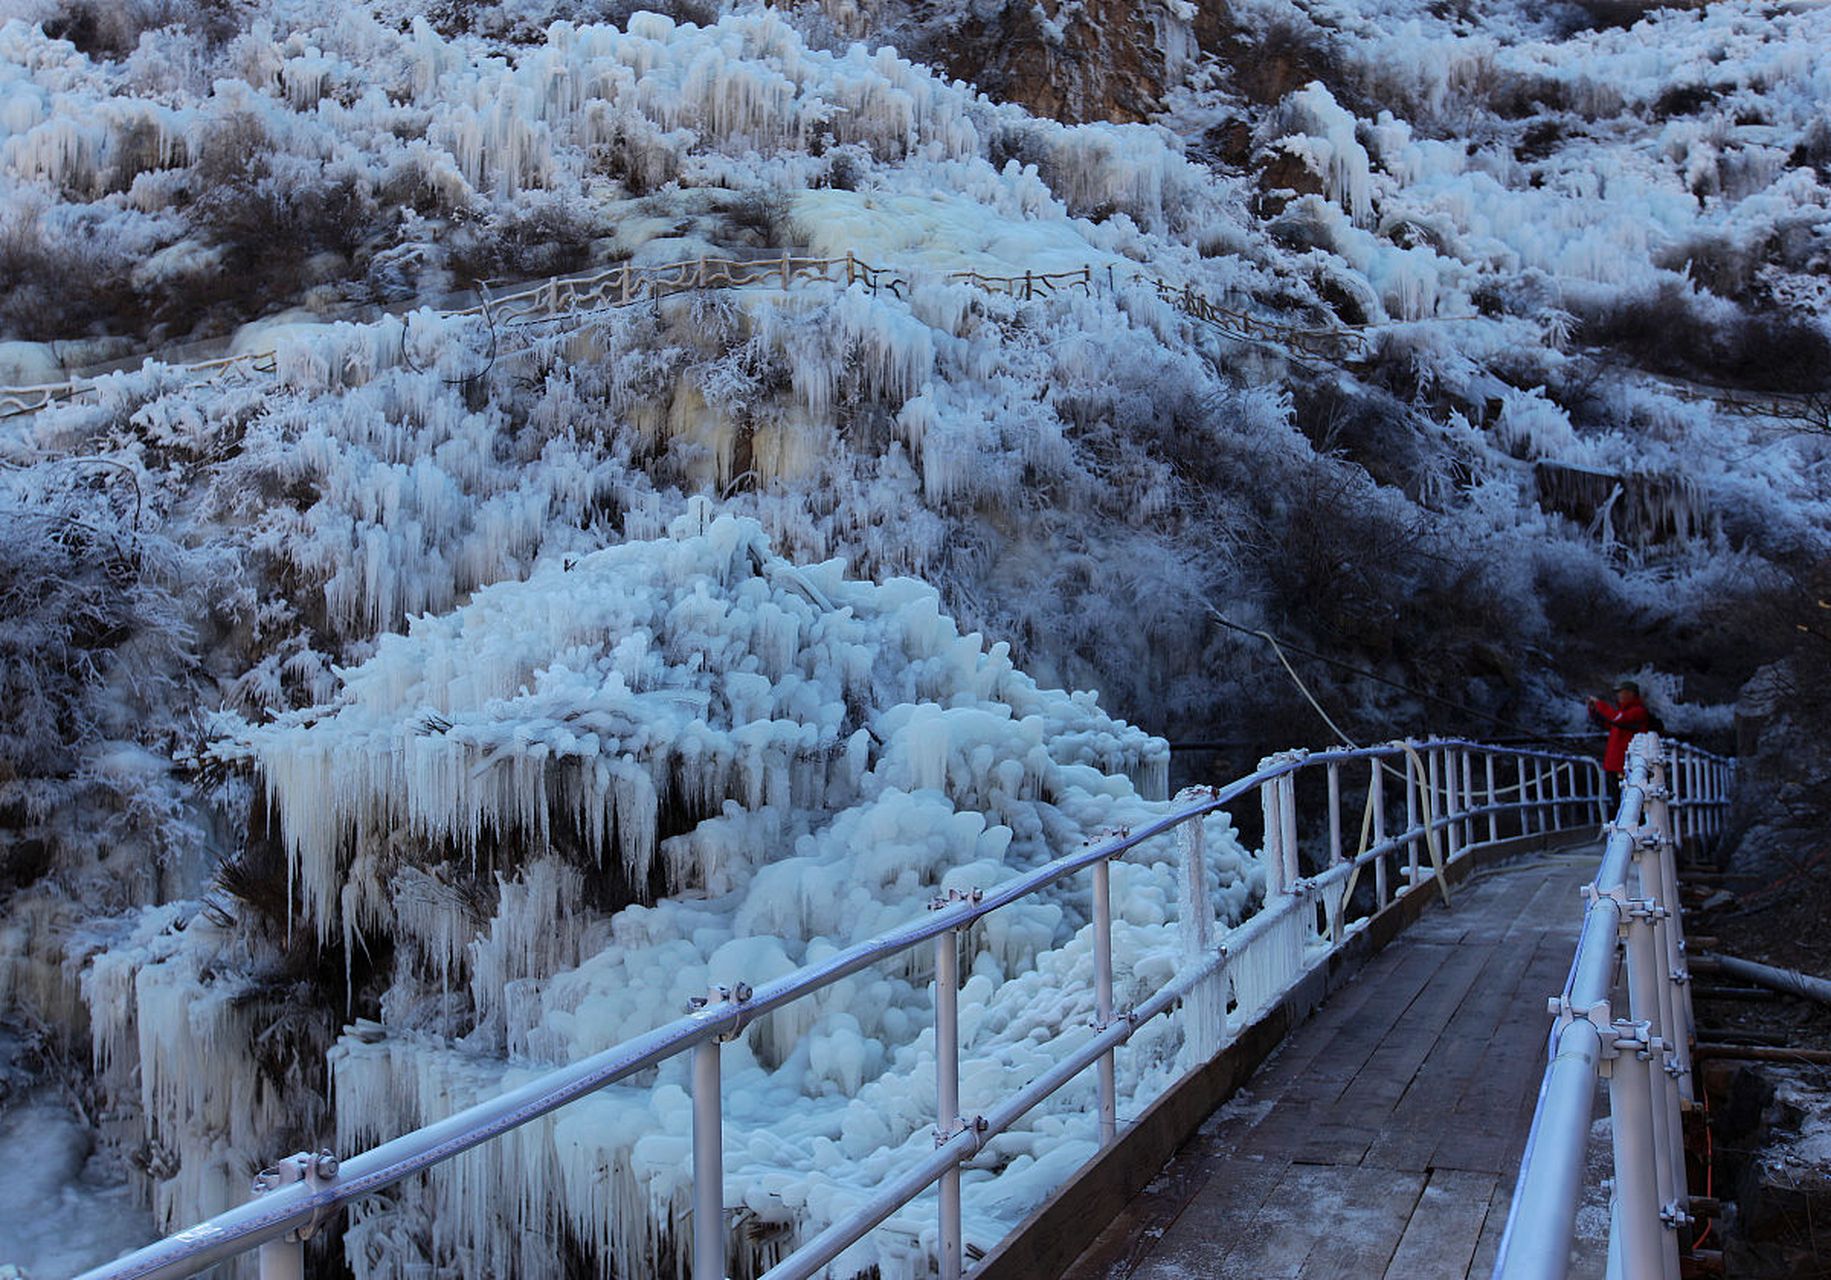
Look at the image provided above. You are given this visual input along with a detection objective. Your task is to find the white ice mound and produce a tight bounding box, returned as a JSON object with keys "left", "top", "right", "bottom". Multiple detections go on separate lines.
{"left": 218, "top": 512, "right": 1248, "bottom": 1278}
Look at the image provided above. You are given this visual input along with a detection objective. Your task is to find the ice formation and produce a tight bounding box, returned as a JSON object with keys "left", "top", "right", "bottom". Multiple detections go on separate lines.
{"left": 0, "top": 0, "right": 1826, "bottom": 1273}
{"left": 212, "top": 514, "right": 1244, "bottom": 1277}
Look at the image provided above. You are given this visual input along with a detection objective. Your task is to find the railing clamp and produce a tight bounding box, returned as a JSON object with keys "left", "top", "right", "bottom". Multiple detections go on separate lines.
{"left": 934, "top": 1114, "right": 989, "bottom": 1151}
{"left": 1582, "top": 881, "right": 1630, "bottom": 908}
{"left": 1547, "top": 994, "right": 1612, "bottom": 1044}
{"left": 928, "top": 887, "right": 984, "bottom": 911}
{"left": 1610, "top": 1020, "right": 1654, "bottom": 1062}
{"left": 1625, "top": 899, "right": 1669, "bottom": 925}
{"left": 1670, "top": 966, "right": 1691, "bottom": 986}
{"left": 1635, "top": 828, "right": 1671, "bottom": 851}
{"left": 1643, "top": 784, "right": 1671, "bottom": 801}
{"left": 687, "top": 982, "right": 754, "bottom": 1041}
{"left": 1089, "top": 1005, "right": 1138, "bottom": 1033}
{"left": 1660, "top": 1200, "right": 1693, "bottom": 1230}
{"left": 251, "top": 1149, "right": 340, "bottom": 1241}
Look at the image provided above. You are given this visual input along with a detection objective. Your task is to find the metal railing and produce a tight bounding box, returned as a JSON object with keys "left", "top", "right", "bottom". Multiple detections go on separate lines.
{"left": 4, "top": 251, "right": 1396, "bottom": 420}
{"left": 82, "top": 737, "right": 1622, "bottom": 1280}
{"left": 1493, "top": 734, "right": 1733, "bottom": 1280}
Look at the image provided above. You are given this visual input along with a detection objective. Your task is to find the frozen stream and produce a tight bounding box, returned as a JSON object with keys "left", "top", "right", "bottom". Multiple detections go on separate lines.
{"left": 0, "top": 1030, "right": 153, "bottom": 1280}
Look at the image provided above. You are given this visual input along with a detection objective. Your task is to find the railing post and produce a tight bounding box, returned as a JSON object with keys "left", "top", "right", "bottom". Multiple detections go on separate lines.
{"left": 1461, "top": 749, "right": 1475, "bottom": 849}
{"left": 1178, "top": 793, "right": 1224, "bottom": 1068}
{"left": 259, "top": 1242, "right": 302, "bottom": 1280}
{"left": 1516, "top": 756, "right": 1530, "bottom": 837}
{"left": 250, "top": 1151, "right": 337, "bottom": 1280}
{"left": 1327, "top": 762, "right": 1343, "bottom": 942}
{"left": 1406, "top": 748, "right": 1422, "bottom": 892}
{"left": 1533, "top": 759, "right": 1548, "bottom": 834}
{"left": 693, "top": 1034, "right": 725, "bottom": 1280}
{"left": 1092, "top": 858, "right": 1118, "bottom": 1144}
{"left": 1372, "top": 756, "right": 1389, "bottom": 908}
{"left": 1605, "top": 1020, "right": 1668, "bottom": 1280}
{"left": 1549, "top": 760, "right": 1565, "bottom": 834}
{"left": 1644, "top": 749, "right": 1694, "bottom": 1105}
{"left": 1279, "top": 773, "right": 1300, "bottom": 895}
{"left": 935, "top": 926, "right": 962, "bottom": 1280}
{"left": 1327, "top": 762, "right": 1343, "bottom": 868}
{"left": 1622, "top": 888, "right": 1685, "bottom": 1278}
{"left": 1261, "top": 779, "right": 1286, "bottom": 898}
{"left": 1444, "top": 747, "right": 1460, "bottom": 861}
{"left": 1594, "top": 761, "right": 1609, "bottom": 826}
{"left": 1485, "top": 751, "right": 1500, "bottom": 843}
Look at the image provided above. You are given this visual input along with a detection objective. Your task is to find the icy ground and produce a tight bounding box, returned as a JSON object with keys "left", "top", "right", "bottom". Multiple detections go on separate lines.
{"left": 0, "top": 1029, "right": 153, "bottom": 1278}
{"left": 0, "top": 0, "right": 1827, "bottom": 1274}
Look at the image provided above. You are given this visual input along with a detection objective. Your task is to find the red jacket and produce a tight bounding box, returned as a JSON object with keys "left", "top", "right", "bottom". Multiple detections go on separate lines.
{"left": 1589, "top": 697, "right": 1651, "bottom": 774}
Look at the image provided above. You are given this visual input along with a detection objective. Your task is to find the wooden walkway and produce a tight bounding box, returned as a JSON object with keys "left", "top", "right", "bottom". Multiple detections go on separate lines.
{"left": 1063, "top": 853, "right": 1610, "bottom": 1280}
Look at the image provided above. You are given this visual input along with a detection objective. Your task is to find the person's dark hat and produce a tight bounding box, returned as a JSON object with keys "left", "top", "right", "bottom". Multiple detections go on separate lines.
{"left": 1613, "top": 680, "right": 1641, "bottom": 695}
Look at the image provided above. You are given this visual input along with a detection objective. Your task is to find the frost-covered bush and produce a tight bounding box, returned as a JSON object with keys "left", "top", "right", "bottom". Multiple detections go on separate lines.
{"left": 1578, "top": 282, "right": 1831, "bottom": 394}
{"left": 0, "top": 460, "right": 195, "bottom": 855}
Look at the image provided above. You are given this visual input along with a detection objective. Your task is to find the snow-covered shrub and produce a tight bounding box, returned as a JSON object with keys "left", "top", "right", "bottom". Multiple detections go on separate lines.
{"left": 41, "top": 0, "right": 245, "bottom": 59}
{"left": 0, "top": 460, "right": 195, "bottom": 855}
{"left": 1578, "top": 281, "right": 1831, "bottom": 394}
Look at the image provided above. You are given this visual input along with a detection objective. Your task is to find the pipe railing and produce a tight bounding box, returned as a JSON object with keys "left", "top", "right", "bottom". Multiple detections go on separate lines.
{"left": 5, "top": 250, "right": 1389, "bottom": 420}
{"left": 1493, "top": 734, "right": 1734, "bottom": 1280}
{"left": 82, "top": 737, "right": 1631, "bottom": 1280}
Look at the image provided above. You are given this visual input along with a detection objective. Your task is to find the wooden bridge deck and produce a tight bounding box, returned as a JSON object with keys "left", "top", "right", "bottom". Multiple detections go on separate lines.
{"left": 1063, "top": 853, "right": 1610, "bottom": 1280}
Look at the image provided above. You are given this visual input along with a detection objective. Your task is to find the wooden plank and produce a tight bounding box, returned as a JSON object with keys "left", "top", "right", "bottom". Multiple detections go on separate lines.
{"left": 1180, "top": 1163, "right": 1358, "bottom": 1280}
{"left": 1050, "top": 846, "right": 1599, "bottom": 1280}
{"left": 1237, "top": 940, "right": 1438, "bottom": 1104}
{"left": 1331, "top": 942, "right": 1495, "bottom": 1116}
{"left": 1466, "top": 1177, "right": 1515, "bottom": 1276}
{"left": 1381, "top": 1168, "right": 1502, "bottom": 1278}
{"left": 1126, "top": 1154, "right": 1294, "bottom": 1280}
{"left": 1297, "top": 1165, "right": 1430, "bottom": 1276}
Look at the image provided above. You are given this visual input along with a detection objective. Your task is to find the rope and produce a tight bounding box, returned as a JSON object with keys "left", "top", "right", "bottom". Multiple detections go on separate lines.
{"left": 1210, "top": 607, "right": 1361, "bottom": 749}
{"left": 1205, "top": 609, "right": 1560, "bottom": 743}
{"left": 1202, "top": 607, "right": 1453, "bottom": 909}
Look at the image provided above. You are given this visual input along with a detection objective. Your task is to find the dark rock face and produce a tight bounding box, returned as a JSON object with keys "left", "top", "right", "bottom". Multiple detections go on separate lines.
{"left": 926, "top": 0, "right": 1177, "bottom": 124}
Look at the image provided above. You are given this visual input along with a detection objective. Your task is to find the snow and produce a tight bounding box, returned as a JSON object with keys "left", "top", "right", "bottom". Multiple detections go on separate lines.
{"left": 208, "top": 515, "right": 1242, "bottom": 1277}
{"left": 0, "top": 0, "right": 1825, "bottom": 1273}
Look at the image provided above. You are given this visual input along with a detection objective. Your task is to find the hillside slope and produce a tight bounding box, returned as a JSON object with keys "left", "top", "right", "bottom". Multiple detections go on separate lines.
{"left": 0, "top": 0, "right": 1827, "bottom": 1274}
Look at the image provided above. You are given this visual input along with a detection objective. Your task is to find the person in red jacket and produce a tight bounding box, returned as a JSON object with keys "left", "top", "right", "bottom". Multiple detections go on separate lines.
{"left": 1588, "top": 681, "right": 1652, "bottom": 779}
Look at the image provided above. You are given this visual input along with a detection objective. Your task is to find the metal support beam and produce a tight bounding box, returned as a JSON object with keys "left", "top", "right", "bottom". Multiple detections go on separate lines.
{"left": 1092, "top": 860, "right": 1117, "bottom": 1144}
{"left": 693, "top": 1037, "right": 725, "bottom": 1280}
{"left": 935, "top": 928, "right": 963, "bottom": 1280}
{"left": 257, "top": 1243, "right": 301, "bottom": 1280}
{"left": 1605, "top": 1022, "right": 1668, "bottom": 1280}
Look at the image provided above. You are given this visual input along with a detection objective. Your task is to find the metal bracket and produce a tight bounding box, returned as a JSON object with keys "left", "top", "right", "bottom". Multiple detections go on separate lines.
{"left": 251, "top": 1150, "right": 340, "bottom": 1241}
{"left": 1670, "top": 966, "right": 1691, "bottom": 986}
{"left": 934, "top": 1114, "right": 990, "bottom": 1151}
{"left": 928, "top": 887, "right": 983, "bottom": 912}
{"left": 1610, "top": 1019, "right": 1654, "bottom": 1063}
{"left": 1582, "top": 881, "right": 1630, "bottom": 908}
{"left": 687, "top": 982, "right": 754, "bottom": 1042}
{"left": 1548, "top": 994, "right": 1612, "bottom": 1047}
{"left": 1625, "top": 899, "right": 1669, "bottom": 925}
{"left": 1660, "top": 1200, "right": 1693, "bottom": 1230}
{"left": 1089, "top": 1005, "right": 1138, "bottom": 1034}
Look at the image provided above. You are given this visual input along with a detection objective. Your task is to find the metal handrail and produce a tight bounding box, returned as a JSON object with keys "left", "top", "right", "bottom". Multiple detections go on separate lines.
{"left": 1494, "top": 734, "right": 1733, "bottom": 1280}
{"left": 4, "top": 250, "right": 1391, "bottom": 421}
{"left": 81, "top": 736, "right": 1663, "bottom": 1280}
